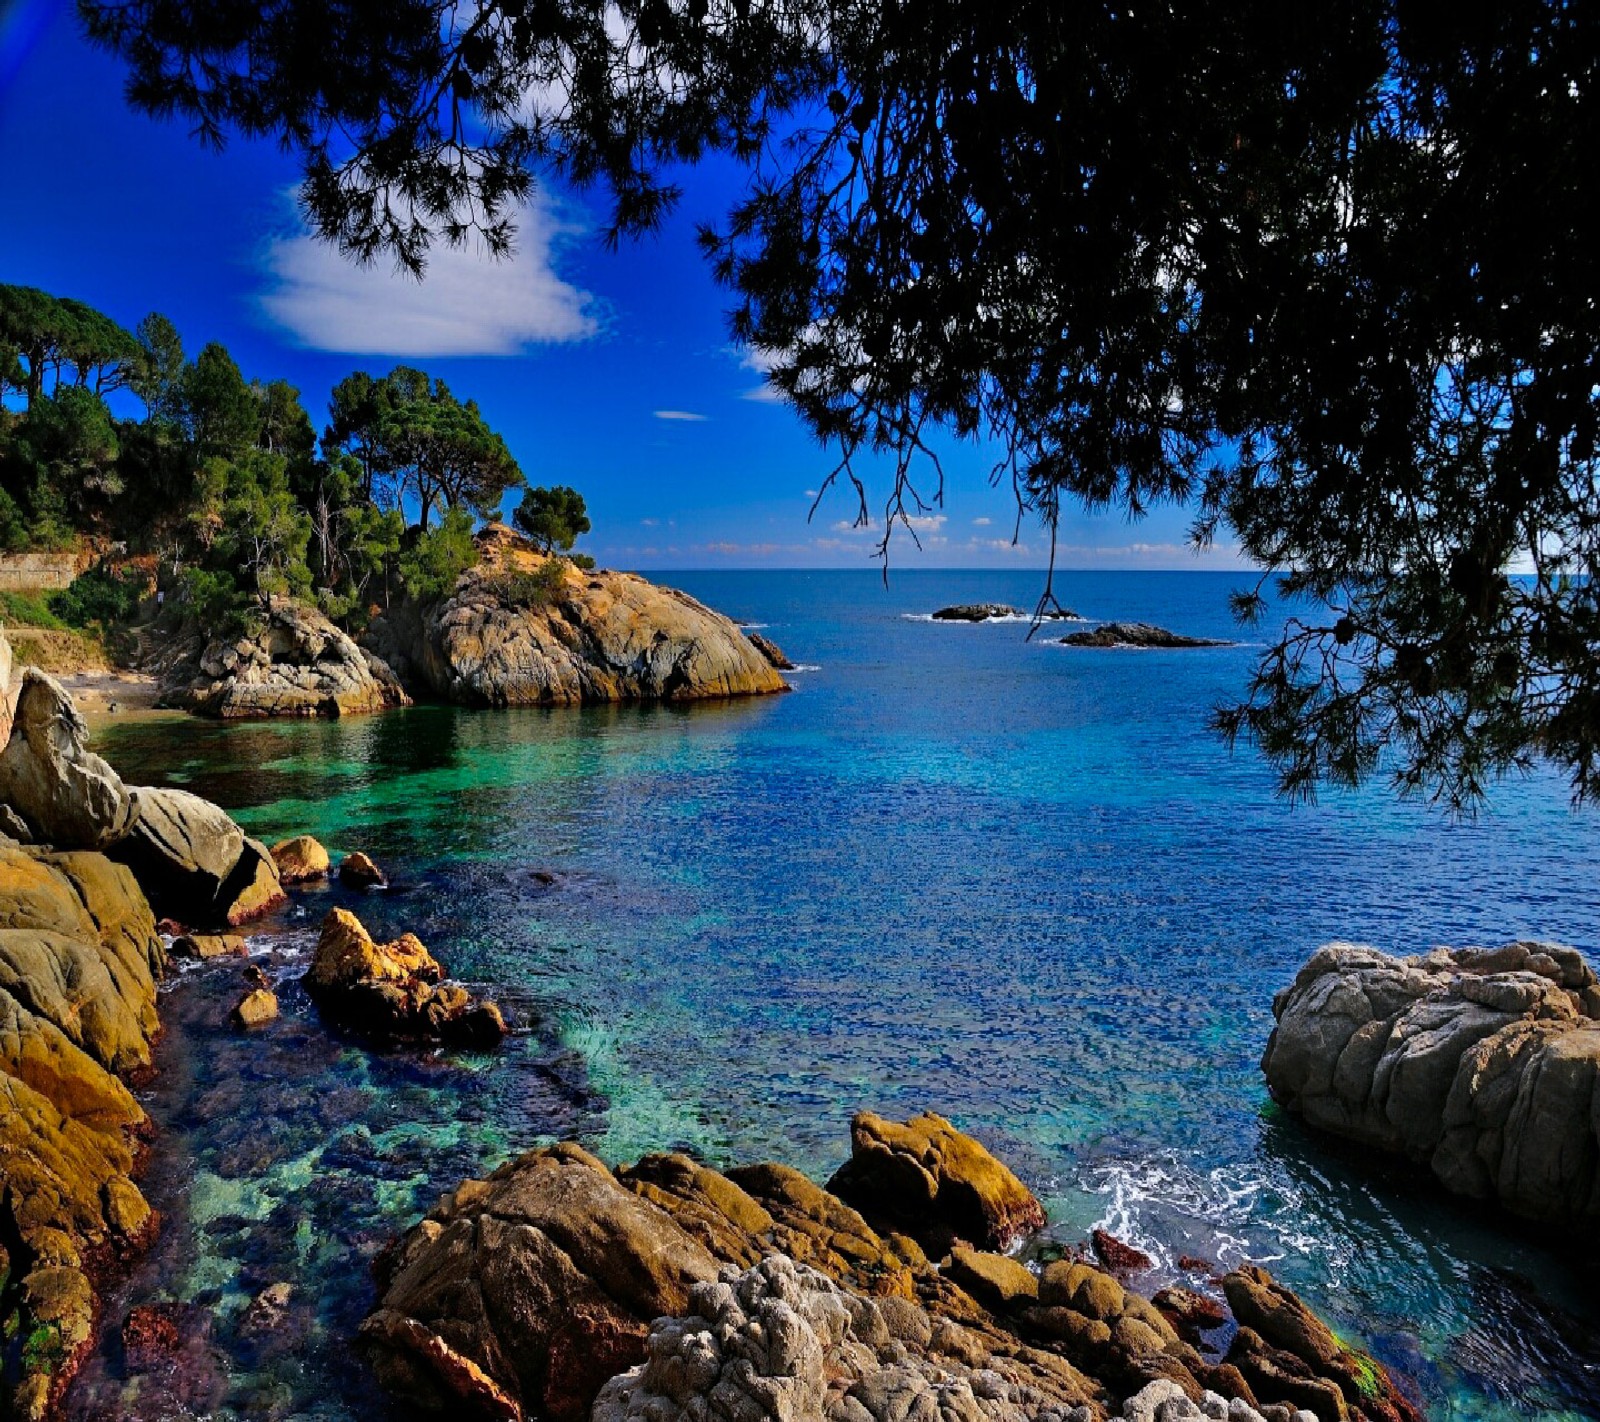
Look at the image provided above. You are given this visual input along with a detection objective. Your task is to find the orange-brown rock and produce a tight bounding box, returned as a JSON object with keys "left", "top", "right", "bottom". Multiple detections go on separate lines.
{"left": 338, "top": 850, "right": 386, "bottom": 888}
{"left": 364, "top": 533, "right": 787, "bottom": 707}
{"left": 0, "top": 836, "right": 165, "bottom": 1421}
{"left": 304, "top": 908, "right": 505, "bottom": 1046}
{"left": 269, "top": 833, "right": 330, "bottom": 883}
{"left": 826, "top": 1110, "right": 1048, "bottom": 1252}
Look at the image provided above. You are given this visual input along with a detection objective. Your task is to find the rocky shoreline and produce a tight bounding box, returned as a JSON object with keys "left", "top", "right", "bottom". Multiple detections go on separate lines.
{"left": 145, "top": 527, "right": 787, "bottom": 719}
{"left": 7, "top": 622, "right": 1600, "bottom": 1421}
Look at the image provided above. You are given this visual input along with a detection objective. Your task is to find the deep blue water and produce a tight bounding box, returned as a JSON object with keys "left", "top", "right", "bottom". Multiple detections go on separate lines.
{"left": 66, "top": 570, "right": 1600, "bottom": 1420}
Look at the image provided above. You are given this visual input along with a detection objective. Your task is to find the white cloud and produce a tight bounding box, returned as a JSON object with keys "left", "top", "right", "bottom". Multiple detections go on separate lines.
{"left": 640, "top": 518, "right": 659, "bottom": 527}
{"left": 972, "top": 516, "right": 993, "bottom": 527}
{"left": 654, "top": 410, "right": 708, "bottom": 422}
{"left": 903, "top": 514, "right": 946, "bottom": 533}
{"left": 259, "top": 196, "right": 598, "bottom": 356}
{"left": 741, "top": 384, "right": 786, "bottom": 404}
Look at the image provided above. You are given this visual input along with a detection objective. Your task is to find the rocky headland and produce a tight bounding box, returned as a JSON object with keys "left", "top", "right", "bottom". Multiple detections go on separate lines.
{"left": 364, "top": 527, "right": 787, "bottom": 707}
{"left": 0, "top": 629, "right": 288, "bottom": 1418}
{"left": 1263, "top": 941, "right": 1600, "bottom": 1228}
{"left": 360, "top": 1112, "right": 1421, "bottom": 1422}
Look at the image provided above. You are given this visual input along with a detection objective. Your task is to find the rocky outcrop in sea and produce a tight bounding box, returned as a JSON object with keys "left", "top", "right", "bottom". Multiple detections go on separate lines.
{"left": 364, "top": 527, "right": 787, "bottom": 707}
{"left": 359, "top": 1115, "right": 1421, "bottom": 1422}
{"left": 1263, "top": 941, "right": 1600, "bottom": 1226}
{"left": 1059, "top": 624, "right": 1231, "bottom": 649}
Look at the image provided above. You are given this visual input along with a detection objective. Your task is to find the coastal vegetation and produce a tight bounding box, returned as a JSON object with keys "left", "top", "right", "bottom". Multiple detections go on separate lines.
{"left": 0, "top": 282, "right": 598, "bottom": 638}
{"left": 78, "top": 0, "right": 1600, "bottom": 807}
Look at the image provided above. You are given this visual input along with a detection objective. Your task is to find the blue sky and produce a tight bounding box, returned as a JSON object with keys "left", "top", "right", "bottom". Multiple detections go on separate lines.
{"left": 0, "top": 0, "right": 1247, "bottom": 571}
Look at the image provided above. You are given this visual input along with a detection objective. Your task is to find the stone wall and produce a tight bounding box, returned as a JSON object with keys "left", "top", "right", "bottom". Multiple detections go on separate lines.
{"left": 0, "top": 551, "right": 79, "bottom": 591}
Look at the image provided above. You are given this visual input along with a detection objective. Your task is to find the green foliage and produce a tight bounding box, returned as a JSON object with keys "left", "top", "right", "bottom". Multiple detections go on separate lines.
{"left": 0, "top": 590, "right": 68, "bottom": 630}
{"left": 217, "top": 450, "right": 314, "bottom": 604}
{"left": 570, "top": 552, "right": 596, "bottom": 571}
{"left": 183, "top": 342, "right": 258, "bottom": 457}
{"left": 0, "top": 284, "right": 138, "bottom": 404}
{"left": 398, "top": 507, "right": 479, "bottom": 601}
{"left": 130, "top": 312, "right": 185, "bottom": 421}
{"left": 49, "top": 564, "right": 145, "bottom": 629}
{"left": 513, "top": 484, "right": 589, "bottom": 553}
{"left": 20, "top": 1320, "right": 63, "bottom": 1376}
{"left": 177, "top": 566, "right": 248, "bottom": 629}
{"left": 78, "top": 0, "right": 1600, "bottom": 806}
{"left": 488, "top": 558, "right": 567, "bottom": 609}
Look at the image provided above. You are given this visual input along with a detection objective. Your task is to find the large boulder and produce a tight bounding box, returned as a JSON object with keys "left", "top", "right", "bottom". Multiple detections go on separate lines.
{"left": 0, "top": 670, "right": 133, "bottom": 848}
{"left": 269, "top": 833, "right": 330, "bottom": 883}
{"left": 0, "top": 838, "right": 165, "bottom": 1421}
{"left": 1263, "top": 941, "right": 1600, "bottom": 1226}
{"left": 304, "top": 907, "right": 506, "bottom": 1047}
{"left": 365, "top": 531, "right": 787, "bottom": 706}
{"left": 826, "top": 1110, "right": 1048, "bottom": 1253}
{"left": 109, "top": 786, "right": 285, "bottom": 927}
{"left": 161, "top": 596, "right": 411, "bottom": 718}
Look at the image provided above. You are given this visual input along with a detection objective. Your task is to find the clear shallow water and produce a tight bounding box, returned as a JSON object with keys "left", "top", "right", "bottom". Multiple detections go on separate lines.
{"left": 67, "top": 570, "right": 1600, "bottom": 1420}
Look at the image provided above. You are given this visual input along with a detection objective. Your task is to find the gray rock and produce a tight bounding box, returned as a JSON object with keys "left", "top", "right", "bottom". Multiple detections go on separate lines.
{"left": 593, "top": 1255, "right": 1091, "bottom": 1422}
{"left": 1059, "top": 623, "right": 1231, "bottom": 649}
{"left": 0, "top": 669, "right": 134, "bottom": 848}
{"left": 1264, "top": 940, "right": 1600, "bottom": 1224}
{"left": 163, "top": 597, "right": 410, "bottom": 719}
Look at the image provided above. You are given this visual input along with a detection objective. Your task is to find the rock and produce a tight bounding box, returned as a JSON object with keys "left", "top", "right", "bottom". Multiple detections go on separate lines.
{"left": 1262, "top": 940, "right": 1600, "bottom": 1225}
{"left": 745, "top": 630, "right": 795, "bottom": 669}
{"left": 304, "top": 907, "right": 506, "bottom": 1046}
{"left": 932, "top": 604, "right": 1018, "bottom": 622}
{"left": 945, "top": 1246, "right": 1040, "bottom": 1311}
{"left": 230, "top": 987, "right": 278, "bottom": 1027}
{"left": 363, "top": 532, "right": 787, "bottom": 706}
{"left": 239, "top": 1282, "right": 294, "bottom": 1338}
{"left": 364, "top": 1123, "right": 1420, "bottom": 1422}
{"left": 826, "top": 1110, "right": 1048, "bottom": 1252}
{"left": 1153, "top": 1286, "right": 1228, "bottom": 1341}
{"left": 109, "top": 786, "right": 285, "bottom": 927}
{"left": 0, "top": 837, "right": 164, "bottom": 1418}
{"left": 122, "top": 1303, "right": 184, "bottom": 1370}
{"left": 339, "top": 850, "right": 387, "bottom": 888}
{"left": 361, "top": 1142, "right": 722, "bottom": 1422}
{"left": 269, "top": 833, "right": 330, "bottom": 883}
{"left": 1059, "top": 623, "right": 1232, "bottom": 649}
{"left": 1222, "top": 1267, "right": 1422, "bottom": 1422}
{"left": 1093, "top": 1229, "right": 1155, "bottom": 1277}
{"left": 171, "top": 932, "right": 248, "bottom": 960}
{"left": 0, "top": 669, "right": 133, "bottom": 848}
{"left": 1, "top": 626, "right": 16, "bottom": 744}
{"left": 593, "top": 1255, "right": 1096, "bottom": 1422}
{"left": 160, "top": 596, "right": 411, "bottom": 718}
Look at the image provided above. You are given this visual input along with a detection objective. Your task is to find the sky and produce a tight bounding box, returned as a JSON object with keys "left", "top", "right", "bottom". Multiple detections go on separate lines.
{"left": 0, "top": 0, "right": 1249, "bottom": 572}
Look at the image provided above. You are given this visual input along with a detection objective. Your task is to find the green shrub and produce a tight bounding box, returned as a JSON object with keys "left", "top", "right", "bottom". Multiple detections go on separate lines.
{"left": 48, "top": 564, "right": 145, "bottom": 628}
{"left": 488, "top": 558, "right": 567, "bottom": 609}
{"left": 398, "top": 508, "right": 479, "bottom": 602}
{"left": 178, "top": 566, "right": 249, "bottom": 631}
{"left": 0, "top": 589, "right": 66, "bottom": 629}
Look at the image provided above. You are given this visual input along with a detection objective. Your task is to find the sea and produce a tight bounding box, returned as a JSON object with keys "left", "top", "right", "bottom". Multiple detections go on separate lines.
{"left": 64, "top": 569, "right": 1600, "bottom": 1420}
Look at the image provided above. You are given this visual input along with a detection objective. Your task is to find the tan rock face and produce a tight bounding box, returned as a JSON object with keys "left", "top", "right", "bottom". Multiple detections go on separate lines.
{"left": 304, "top": 907, "right": 505, "bottom": 1047}
{"left": 269, "top": 834, "right": 330, "bottom": 883}
{"left": 164, "top": 596, "right": 411, "bottom": 719}
{"left": 1263, "top": 940, "right": 1600, "bottom": 1225}
{"left": 230, "top": 987, "right": 279, "bottom": 1027}
{"left": 826, "top": 1110, "right": 1049, "bottom": 1253}
{"left": 366, "top": 543, "right": 787, "bottom": 707}
{"left": 0, "top": 840, "right": 165, "bottom": 1420}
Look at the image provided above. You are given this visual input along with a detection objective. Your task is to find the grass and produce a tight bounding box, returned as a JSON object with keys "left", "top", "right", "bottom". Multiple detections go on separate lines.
{"left": 0, "top": 590, "right": 67, "bottom": 630}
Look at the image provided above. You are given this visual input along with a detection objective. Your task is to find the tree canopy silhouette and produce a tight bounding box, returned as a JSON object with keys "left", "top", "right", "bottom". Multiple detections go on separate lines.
{"left": 78, "top": 0, "right": 1600, "bottom": 807}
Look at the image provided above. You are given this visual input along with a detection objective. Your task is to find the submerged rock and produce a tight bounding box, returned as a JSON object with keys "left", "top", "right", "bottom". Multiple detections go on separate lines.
{"left": 745, "top": 630, "right": 795, "bottom": 670}
{"left": 364, "top": 529, "right": 787, "bottom": 706}
{"left": 1263, "top": 940, "right": 1600, "bottom": 1227}
{"left": 826, "top": 1110, "right": 1048, "bottom": 1253}
{"left": 269, "top": 834, "right": 330, "bottom": 883}
{"left": 933, "top": 604, "right": 1018, "bottom": 622}
{"left": 363, "top": 1119, "right": 1419, "bottom": 1422}
{"left": 303, "top": 907, "right": 505, "bottom": 1046}
{"left": 160, "top": 596, "right": 411, "bottom": 719}
{"left": 1059, "top": 623, "right": 1232, "bottom": 649}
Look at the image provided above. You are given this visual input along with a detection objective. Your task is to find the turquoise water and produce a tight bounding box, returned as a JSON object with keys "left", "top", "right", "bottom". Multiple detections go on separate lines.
{"left": 66, "top": 570, "right": 1600, "bottom": 1420}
